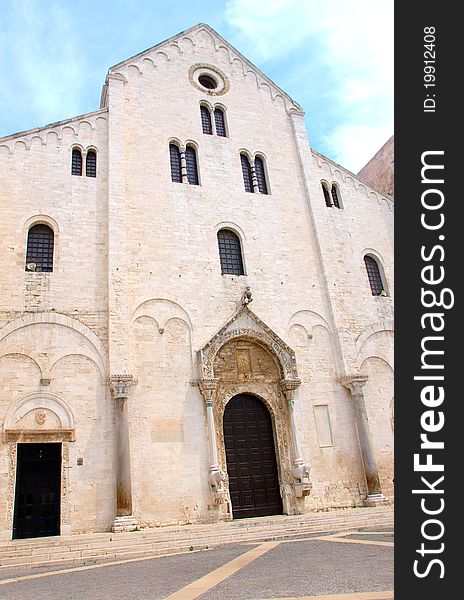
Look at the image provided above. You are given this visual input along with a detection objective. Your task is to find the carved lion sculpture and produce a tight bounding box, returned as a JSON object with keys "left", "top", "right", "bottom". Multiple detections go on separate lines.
{"left": 209, "top": 469, "right": 227, "bottom": 489}
{"left": 292, "top": 462, "right": 311, "bottom": 483}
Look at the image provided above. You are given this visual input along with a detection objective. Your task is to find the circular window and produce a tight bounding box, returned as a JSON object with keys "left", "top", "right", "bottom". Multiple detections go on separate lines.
{"left": 198, "top": 75, "right": 217, "bottom": 90}
{"left": 189, "top": 64, "right": 230, "bottom": 96}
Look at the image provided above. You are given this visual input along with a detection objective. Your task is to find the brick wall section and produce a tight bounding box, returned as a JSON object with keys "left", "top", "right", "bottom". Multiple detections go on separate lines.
{"left": 358, "top": 136, "right": 394, "bottom": 197}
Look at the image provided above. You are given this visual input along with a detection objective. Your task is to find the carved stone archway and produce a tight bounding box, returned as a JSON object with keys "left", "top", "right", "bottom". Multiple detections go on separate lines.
{"left": 194, "top": 304, "right": 311, "bottom": 518}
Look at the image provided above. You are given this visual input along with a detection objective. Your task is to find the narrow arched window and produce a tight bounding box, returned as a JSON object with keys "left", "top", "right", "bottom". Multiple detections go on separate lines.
{"left": 200, "top": 105, "right": 212, "bottom": 135}
{"left": 240, "top": 154, "right": 253, "bottom": 193}
{"left": 254, "top": 157, "right": 268, "bottom": 194}
{"left": 71, "top": 148, "right": 82, "bottom": 176}
{"left": 214, "top": 108, "right": 227, "bottom": 137}
{"left": 185, "top": 146, "right": 199, "bottom": 185}
{"left": 364, "top": 255, "right": 385, "bottom": 296}
{"left": 86, "top": 150, "right": 97, "bottom": 177}
{"left": 26, "top": 224, "right": 54, "bottom": 272}
{"left": 331, "top": 184, "right": 341, "bottom": 208}
{"left": 169, "top": 144, "right": 182, "bottom": 183}
{"left": 321, "top": 182, "right": 332, "bottom": 207}
{"left": 217, "top": 229, "right": 244, "bottom": 275}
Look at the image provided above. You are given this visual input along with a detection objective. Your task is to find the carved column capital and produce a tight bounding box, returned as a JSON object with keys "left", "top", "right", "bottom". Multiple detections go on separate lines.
{"left": 108, "top": 374, "right": 137, "bottom": 400}
{"left": 194, "top": 378, "right": 219, "bottom": 406}
{"left": 280, "top": 378, "right": 302, "bottom": 404}
{"left": 340, "top": 374, "right": 368, "bottom": 397}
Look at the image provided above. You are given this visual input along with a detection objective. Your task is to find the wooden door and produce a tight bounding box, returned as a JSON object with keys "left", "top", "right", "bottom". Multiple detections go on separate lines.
{"left": 13, "top": 443, "right": 61, "bottom": 539}
{"left": 224, "top": 394, "right": 283, "bottom": 518}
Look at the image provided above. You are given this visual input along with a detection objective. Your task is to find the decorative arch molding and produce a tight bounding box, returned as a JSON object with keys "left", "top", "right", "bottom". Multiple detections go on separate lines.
{"left": 288, "top": 309, "right": 332, "bottom": 337}
{"left": 131, "top": 297, "right": 193, "bottom": 331}
{"left": 0, "top": 313, "right": 107, "bottom": 374}
{"left": 360, "top": 355, "right": 394, "bottom": 374}
{"left": 198, "top": 305, "right": 298, "bottom": 381}
{"left": 3, "top": 391, "right": 76, "bottom": 441}
{"left": 356, "top": 321, "right": 394, "bottom": 354}
{"left": 0, "top": 350, "right": 44, "bottom": 376}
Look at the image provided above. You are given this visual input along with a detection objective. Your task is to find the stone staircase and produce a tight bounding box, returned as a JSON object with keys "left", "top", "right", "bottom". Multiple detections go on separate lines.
{"left": 0, "top": 506, "right": 393, "bottom": 577}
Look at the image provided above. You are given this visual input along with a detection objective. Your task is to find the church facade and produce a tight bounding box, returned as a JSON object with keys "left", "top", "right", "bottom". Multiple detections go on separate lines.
{"left": 0, "top": 24, "right": 393, "bottom": 540}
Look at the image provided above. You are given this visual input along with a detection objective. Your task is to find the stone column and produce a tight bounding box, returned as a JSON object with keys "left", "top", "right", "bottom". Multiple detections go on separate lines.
{"left": 196, "top": 378, "right": 226, "bottom": 492}
{"left": 109, "top": 374, "right": 139, "bottom": 531}
{"left": 250, "top": 162, "right": 260, "bottom": 194}
{"left": 341, "top": 375, "right": 387, "bottom": 504}
{"left": 280, "top": 378, "right": 312, "bottom": 497}
{"left": 180, "top": 147, "right": 189, "bottom": 184}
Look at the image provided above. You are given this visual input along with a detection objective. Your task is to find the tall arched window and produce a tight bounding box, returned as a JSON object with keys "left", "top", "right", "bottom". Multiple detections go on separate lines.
{"left": 26, "top": 224, "right": 54, "bottom": 272}
{"left": 364, "top": 255, "right": 385, "bottom": 296}
{"left": 321, "top": 182, "right": 332, "bottom": 207}
{"left": 71, "top": 148, "right": 82, "bottom": 176}
{"left": 217, "top": 229, "right": 244, "bottom": 275}
{"left": 240, "top": 154, "right": 253, "bottom": 193}
{"left": 214, "top": 108, "right": 227, "bottom": 137}
{"left": 185, "top": 146, "right": 199, "bottom": 185}
{"left": 169, "top": 144, "right": 182, "bottom": 183}
{"left": 86, "top": 150, "right": 97, "bottom": 177}
{"left": 200, "top": 105, "right": 212, "bottom": 135}
{"left": 254, "top": 157, "right": 268, "bottom": 194}
{"left": 331, "top": 184, "right": 341, "bottom": 208}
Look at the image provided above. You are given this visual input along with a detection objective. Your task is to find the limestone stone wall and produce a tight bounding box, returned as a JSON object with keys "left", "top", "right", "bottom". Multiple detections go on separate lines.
{"left": 0, "top": 24, "right": 394, "bottom": 538}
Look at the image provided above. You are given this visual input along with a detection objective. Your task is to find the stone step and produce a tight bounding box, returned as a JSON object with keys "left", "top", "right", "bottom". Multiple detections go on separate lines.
{"left": 0, "top": 507, "right": 393, "bottom": 571}
{"left": 0, "top": 518, "right": 392, "bottom": 561}
{"left": 0, "top": 507, "right": 393, "bottom": 551}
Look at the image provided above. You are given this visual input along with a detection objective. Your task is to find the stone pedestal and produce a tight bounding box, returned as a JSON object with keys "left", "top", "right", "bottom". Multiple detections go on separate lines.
{"left": 111, "top": 515, "right": 139, "bottom": 533}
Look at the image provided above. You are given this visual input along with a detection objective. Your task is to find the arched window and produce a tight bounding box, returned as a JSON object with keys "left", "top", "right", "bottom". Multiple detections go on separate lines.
{"left": 169, "top": 143, "right": 182, "bottom": 183}
{"left": 185, "top": 146, "right": 199, "bottom": 185}
{"left": 26, "top": 224, "right": 54, "bottom": 272}
{"left": 321, "top": 182, "right": 332, "bottom": 207}
{"left": 217, "top": 229, "right": 244, "bottom": 275}
{"left": 71, "top": 148, "right": 82, "bottom": 176}
{"left": 364, "top": 255, "right": 385, "bottom": 296}
{"left": 240, "top": 154, "right": 253, "bottom": 193}
{"left": 254, "top": 157, "right": 268, "bottom": 194}
{"left": 214, "top": 108, "right": 227, "bottom": 137}
{"left": 200, "top": 105, "right": 212, "bottom": 135}
{"left": 331, "top": 184, "right": 341, "bottom": 208}
{"left": 86, "top": 150, "right": 97, "bottom": 177}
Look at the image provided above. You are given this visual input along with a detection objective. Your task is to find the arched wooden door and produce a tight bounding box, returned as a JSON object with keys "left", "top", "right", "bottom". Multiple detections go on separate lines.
{"left": 224, "top": 394, "right": 283, "bottom": 518}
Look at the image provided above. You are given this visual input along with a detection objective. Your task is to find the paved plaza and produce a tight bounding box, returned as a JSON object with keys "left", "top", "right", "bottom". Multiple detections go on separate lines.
{"left": 0, "top": 528, "right": 393, "bottom": 600}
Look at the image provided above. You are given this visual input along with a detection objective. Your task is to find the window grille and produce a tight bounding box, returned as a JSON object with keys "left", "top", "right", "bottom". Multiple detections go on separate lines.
{"left": 331, "top": 185, "right": 340, "bottom": 208}
{"left": 169, "top": 144, "right": 182, "bottom": 182}
{"left": 86, "top": 150, "right": 97, "bottom": 177}
{"left": 71, "top": 148, "right": 82, "bottom": 176}
{"left": 201, "top": 106, "right": 213, "bottom": 135}
{"left": 364, "top": 255, "right": 384, "bottom": 296}
{"left": 214, "top": 108, "right": 226, "bottom": 137}
{"left": 185, "top": 146, "right": 199, "bottom": 185}
{"left": 255, "top": 157, "right": 268, "bottom": 194}
{"left": 26, "top": 224, "right": 54, "bottom": 272}
{"left": 240, "top": 154, "right": 253, "bottom": 193}
{"left": 217, "top": 229, "right": 244, "bottom": 275}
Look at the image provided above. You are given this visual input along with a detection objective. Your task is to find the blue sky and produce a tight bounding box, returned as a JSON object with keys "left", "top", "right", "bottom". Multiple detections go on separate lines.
{"left": 0, "top": 0, "right": 393, "bottom": 173}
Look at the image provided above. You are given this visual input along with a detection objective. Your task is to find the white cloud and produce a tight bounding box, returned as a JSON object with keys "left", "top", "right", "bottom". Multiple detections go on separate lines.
{"left": 225, "top": 0, "right": 393, "bottom": 172}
